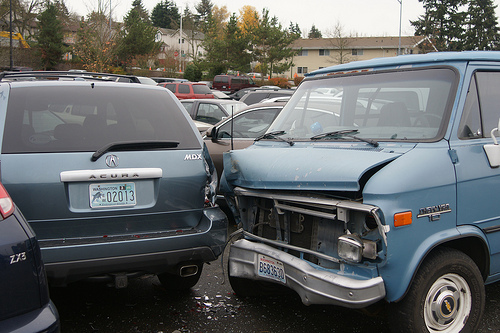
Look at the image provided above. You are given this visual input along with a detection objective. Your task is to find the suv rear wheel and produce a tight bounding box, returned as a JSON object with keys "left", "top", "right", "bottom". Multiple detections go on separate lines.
{"left": 390, "top": 247, "right": 484, "bottom": 333}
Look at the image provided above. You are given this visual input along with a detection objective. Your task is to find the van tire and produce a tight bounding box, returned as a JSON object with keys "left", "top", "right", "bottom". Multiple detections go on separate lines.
{"left": 389, "top": 247, "right": 484, "bottom": 333}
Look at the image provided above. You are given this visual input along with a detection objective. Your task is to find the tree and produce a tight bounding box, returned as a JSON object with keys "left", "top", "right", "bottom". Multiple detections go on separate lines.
{"left": 151, "top": 0, "right": 180, "bottom": 29}
{"left": 325, "top": 22, "right": 353, "bottom": 65}
{"left": 195, "top": 0, "right": 212, "bottom": 33}
{"left": 184, "top": 63, "right": 202, "bottom": 81}
{"left": 464, "top": 0, "right": 499, "bottom": 50}
{"left": 238, "top": 5, "right": 259, "bottom": 35}
{"left": 36, "top": 2, "right": 64, "bottom": 69}
{"left": 411, "top": 0, "right": 467, "bottom": 51}
{"left": 251, "top": 9, "right": 299, "bottom": 77}
{"left": 225, "top": 13, "right": 252, "bottom": 72}
{"left": 73, "top": 11, "right": 117, "bottom": 72}
{"left": 308, "top": 25, "right": 322, "bottom": 38}
{"left": 117, "top": 0, "right": 161, "bottom": 69}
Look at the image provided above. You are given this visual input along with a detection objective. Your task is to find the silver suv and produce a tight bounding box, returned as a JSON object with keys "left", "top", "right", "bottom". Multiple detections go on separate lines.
{"left": 0, "top": 71, "right": 227, "bottom": 289}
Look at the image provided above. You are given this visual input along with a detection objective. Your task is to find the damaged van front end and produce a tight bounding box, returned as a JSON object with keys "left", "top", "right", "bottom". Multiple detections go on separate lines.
{"left": 220, "top": 54, "right": 470, "bottom": 320}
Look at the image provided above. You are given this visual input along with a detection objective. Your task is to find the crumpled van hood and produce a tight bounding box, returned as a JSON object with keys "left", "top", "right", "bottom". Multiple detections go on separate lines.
{"left": 221, "top": 145, "right": 407, "bottom": 193}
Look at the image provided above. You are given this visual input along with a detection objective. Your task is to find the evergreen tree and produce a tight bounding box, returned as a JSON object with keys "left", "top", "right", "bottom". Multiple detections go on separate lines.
{"left": 151, "top": 0, "right": 180, "bottom": 29}
{"left": 225, "top": 13, "right": 252, "bottom": 72}
{"left": 289, "top": 22, "right": 301, "bottom": 38}
{"left": 411, "top": 0, "right": 467, "bottom": 51}
{"left": 36, "top": 2, "right": 64, "bottom": 70}
{"left": 308, "top": 25, "right": 322, "bottom": 38}
{"left": 252, "top": 9, "right": 299, "bottom": 77}
{"left": 195, "top": 0, "right": 213, "bottom": 33}
{"left": 117, "top": 0, "right": 161, "bottom": 69}
{"left": 464, "top": 0, "right": 499, "bottom": 50}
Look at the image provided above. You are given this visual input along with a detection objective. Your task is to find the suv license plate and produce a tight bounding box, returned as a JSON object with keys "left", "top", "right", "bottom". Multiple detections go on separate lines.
{"left": 257, "top": 254, "right": 286, "bottom": 284}
{"left": 89, "top": 183, "right": 136, "bottom": 208}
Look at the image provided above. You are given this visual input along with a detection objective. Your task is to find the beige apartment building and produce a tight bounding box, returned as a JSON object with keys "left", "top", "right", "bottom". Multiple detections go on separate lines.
{"left": 286, "top": 36, "right": 430, "bottom": 78}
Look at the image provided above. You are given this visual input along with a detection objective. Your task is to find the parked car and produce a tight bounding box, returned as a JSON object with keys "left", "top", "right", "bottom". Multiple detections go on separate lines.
{"left": 212, "top": 75, "right": 257, "bottom": 94}
{"left": 204, "top": 102, "right": 285, "bottom": 186}
{"left": 0, "top": 71, "right": 227, "bottom": 290}
{"left": 0, "top": 181, "right": 60, "bottom": 332}
{"left": 221, "top": 51, "right": 500, "bottom": 332}
{"left": 228, "top": 86, "right": 282, "bottom": 101}
{"left": 158, "top": 81, "right": 214, "bottom": 99}
{"left": 151, "top": 77, "right": 188, "bottom": 84}
{"left": 239, "top": 89, "right": 294, "bottom": 105}
{"left": 180, "top": 99, "right": 247, "bottom": 125}
{"left": 136, "top": 76, "right": 158, "bottom": 85}
{"left": 211, "top": 90, "right": 231, "bottom": 99}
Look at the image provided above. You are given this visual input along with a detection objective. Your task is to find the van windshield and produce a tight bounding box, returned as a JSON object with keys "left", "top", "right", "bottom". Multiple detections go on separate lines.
{"left": 268, "top": 68, "right": 457, "bottom": 142}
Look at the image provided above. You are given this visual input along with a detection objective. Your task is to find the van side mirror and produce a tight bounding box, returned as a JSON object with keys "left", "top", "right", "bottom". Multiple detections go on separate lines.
{"left": 484, "top": 119, "right": 500, "bottom": 167}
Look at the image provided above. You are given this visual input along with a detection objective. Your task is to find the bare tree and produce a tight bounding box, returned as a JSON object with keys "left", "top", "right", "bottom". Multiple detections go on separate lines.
{"left": 325, "top": 22, "right": 353, "bottom": 65}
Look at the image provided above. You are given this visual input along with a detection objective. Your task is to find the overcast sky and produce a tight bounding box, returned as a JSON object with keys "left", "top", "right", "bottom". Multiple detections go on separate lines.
{"left": 65, "top": 0, "right": 500, "bottom": 37}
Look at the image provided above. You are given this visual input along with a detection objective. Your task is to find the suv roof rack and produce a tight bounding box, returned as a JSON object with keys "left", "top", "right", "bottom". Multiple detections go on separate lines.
{"left": 0, "top": 71, "right": 142, "bottom": 83}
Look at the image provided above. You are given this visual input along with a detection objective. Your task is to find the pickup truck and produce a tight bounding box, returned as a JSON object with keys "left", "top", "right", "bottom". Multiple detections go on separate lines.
{"left": 220, "top": 51, "right": 500, "bottom": 332}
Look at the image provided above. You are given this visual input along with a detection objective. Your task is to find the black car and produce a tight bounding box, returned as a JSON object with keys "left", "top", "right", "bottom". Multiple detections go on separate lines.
{"left": 0, "top": 181, "right": 59, "bottom": 332}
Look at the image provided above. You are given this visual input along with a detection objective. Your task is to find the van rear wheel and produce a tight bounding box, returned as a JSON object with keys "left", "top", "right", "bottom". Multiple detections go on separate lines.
{"left": 389, "top": 247, "right": 484, "bottom": 333}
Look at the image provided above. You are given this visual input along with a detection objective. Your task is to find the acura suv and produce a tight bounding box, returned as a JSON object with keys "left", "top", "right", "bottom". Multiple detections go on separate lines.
{"left": 0, "top": 71, "right": 227, "bottom": 289}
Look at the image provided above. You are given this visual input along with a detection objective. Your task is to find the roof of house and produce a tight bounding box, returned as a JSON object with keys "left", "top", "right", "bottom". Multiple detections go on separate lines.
{"left": 291, "top": 36, "right": 425, "bottom": 50}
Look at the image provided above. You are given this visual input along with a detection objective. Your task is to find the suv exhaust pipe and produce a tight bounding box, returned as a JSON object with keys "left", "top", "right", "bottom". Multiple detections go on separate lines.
{"left": 180, "top": 264, "right": 199, "bottom": 277}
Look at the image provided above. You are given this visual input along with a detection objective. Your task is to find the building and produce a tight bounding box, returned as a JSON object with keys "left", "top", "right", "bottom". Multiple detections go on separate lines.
{"left": 156, "top": 28, "right": 205, "bottom": 71}
{"left": 286, "top": 36, "right": 432, "bottom": 78}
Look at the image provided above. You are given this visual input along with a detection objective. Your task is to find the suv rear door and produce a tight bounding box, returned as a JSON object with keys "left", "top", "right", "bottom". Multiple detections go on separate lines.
{"left": 0, "top": 82, "right": 210, "bottom": 282}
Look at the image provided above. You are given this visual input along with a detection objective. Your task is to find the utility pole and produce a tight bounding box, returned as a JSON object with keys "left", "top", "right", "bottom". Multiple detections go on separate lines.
{"left": 397, "top": 0, "right": 402, "bottom": 55}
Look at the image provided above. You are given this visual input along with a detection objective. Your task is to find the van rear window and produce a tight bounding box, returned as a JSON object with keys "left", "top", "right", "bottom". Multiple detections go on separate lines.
{"left": 3, "top": 84, "right": 201, "bottom": 153}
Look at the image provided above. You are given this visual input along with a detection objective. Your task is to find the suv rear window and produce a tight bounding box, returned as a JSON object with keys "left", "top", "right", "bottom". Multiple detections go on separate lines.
{"left": 192, "top": 85, "right": 212, "bottom": 94}
{"left": 3, "top": 84, "right": 201, "bottom": 153}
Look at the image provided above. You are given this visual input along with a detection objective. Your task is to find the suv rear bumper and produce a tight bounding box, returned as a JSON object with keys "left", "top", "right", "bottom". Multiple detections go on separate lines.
{"left": 43, "top": 207, "right": 227, "bottom": 286}
{"left": 229, "top": 239, "right": 386, "bottom": 308}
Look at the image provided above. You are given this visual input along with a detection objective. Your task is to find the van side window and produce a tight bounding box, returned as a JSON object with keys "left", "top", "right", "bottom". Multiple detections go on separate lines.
{"left": 459, "top": 72, "right": 500, "bottom": 139}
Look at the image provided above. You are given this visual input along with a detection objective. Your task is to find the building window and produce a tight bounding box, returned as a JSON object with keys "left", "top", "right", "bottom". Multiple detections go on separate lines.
{"left": 297, "top": 67, "right": 308, "bottom": 74}
{"left": 352, "top": 49, "right": 364, "bottom": 56}
{"left": 297, "top": 50, "right": 308, "bottom": 56}
{"left": 319, "top": 49, "right": 330, "bottom": 56}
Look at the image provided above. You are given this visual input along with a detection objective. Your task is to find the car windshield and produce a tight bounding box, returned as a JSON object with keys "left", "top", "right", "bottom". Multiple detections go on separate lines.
{"left": 220, "top": 102, "right": 247, "bottom": 114}
{"left": 3, "top": 83, "right": 201, "bottom": 153}
{"left": 268, "top": 68, "right": 457, "bottom": 142}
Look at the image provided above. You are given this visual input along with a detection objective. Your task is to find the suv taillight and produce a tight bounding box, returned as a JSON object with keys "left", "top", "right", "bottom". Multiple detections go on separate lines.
{"left": 0, "top": 183, "right": 14, "bottom": 218}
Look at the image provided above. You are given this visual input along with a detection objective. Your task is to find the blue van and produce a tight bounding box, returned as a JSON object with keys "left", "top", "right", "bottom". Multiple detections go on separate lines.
{"left": 221, "top": 51, "right": 500, "bottom": 332}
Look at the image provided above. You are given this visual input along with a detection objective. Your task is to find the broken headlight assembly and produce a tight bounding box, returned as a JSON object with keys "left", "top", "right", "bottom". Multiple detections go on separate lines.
{"left": 337, "top": 234, "right": 377, "bottom": 263}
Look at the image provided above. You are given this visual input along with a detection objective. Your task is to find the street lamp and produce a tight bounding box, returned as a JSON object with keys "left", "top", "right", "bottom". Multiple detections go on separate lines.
{"left": 397, "top": 0, "right": 402, "bottom": 55}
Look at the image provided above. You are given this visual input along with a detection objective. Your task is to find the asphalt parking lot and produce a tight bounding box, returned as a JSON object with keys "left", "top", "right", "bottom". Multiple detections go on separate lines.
{"left": 50, "top": 233, "right": 500, "bottom": 333}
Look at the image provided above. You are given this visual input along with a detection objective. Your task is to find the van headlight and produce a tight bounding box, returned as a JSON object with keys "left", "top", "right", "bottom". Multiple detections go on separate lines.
{"left": 338, "top": 234, "right": 377, "bottom": 262}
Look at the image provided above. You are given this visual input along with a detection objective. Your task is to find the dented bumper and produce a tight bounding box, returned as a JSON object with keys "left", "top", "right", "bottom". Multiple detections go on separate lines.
{"left": 229, "top": 239, "right": 386, "bottom": 308}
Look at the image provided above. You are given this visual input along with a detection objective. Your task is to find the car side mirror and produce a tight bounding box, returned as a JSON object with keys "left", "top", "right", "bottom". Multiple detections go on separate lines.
{"left": 210, "top": 126, "right": 219, "bottom": 143}
{"left": 484, "top": 118, "right": 500, "bottom": 167}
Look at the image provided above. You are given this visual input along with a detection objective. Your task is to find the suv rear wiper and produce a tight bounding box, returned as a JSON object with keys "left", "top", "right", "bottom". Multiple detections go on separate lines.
{"left": 91, "top": 140, "right": 180, "bottom": 161}
{"left": 310, "top": 129, "right": 379, "bottom": 147}
{"left": 254, "top": 130, "right": 294, "bottom": 146}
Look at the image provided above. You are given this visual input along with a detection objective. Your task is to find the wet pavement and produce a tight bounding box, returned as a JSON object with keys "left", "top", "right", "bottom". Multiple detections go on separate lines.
{"left": 50, "top": 236, "right": 500, "bottom": 333}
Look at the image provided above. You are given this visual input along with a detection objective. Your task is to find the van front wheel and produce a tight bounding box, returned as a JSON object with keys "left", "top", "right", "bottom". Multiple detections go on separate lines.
{"left": 390, "top": 247, "right": 484, "bottom": 333}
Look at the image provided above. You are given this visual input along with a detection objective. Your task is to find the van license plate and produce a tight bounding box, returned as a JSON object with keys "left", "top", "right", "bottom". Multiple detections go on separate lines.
{"left": 89, "top": 183, "right": 136, "bottom": 208}
{"left": 257, "top": 254, "right": 286, "bottom": 284}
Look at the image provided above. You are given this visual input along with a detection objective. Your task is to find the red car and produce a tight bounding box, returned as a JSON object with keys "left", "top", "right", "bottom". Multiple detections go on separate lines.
{"left": 158, "top": 82, "right": 215, "bottom": 99}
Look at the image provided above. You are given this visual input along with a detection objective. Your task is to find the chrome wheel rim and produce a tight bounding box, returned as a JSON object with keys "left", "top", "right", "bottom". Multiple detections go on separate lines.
{"left": 424, "top": 273, "right": 472, "bottom": 332}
